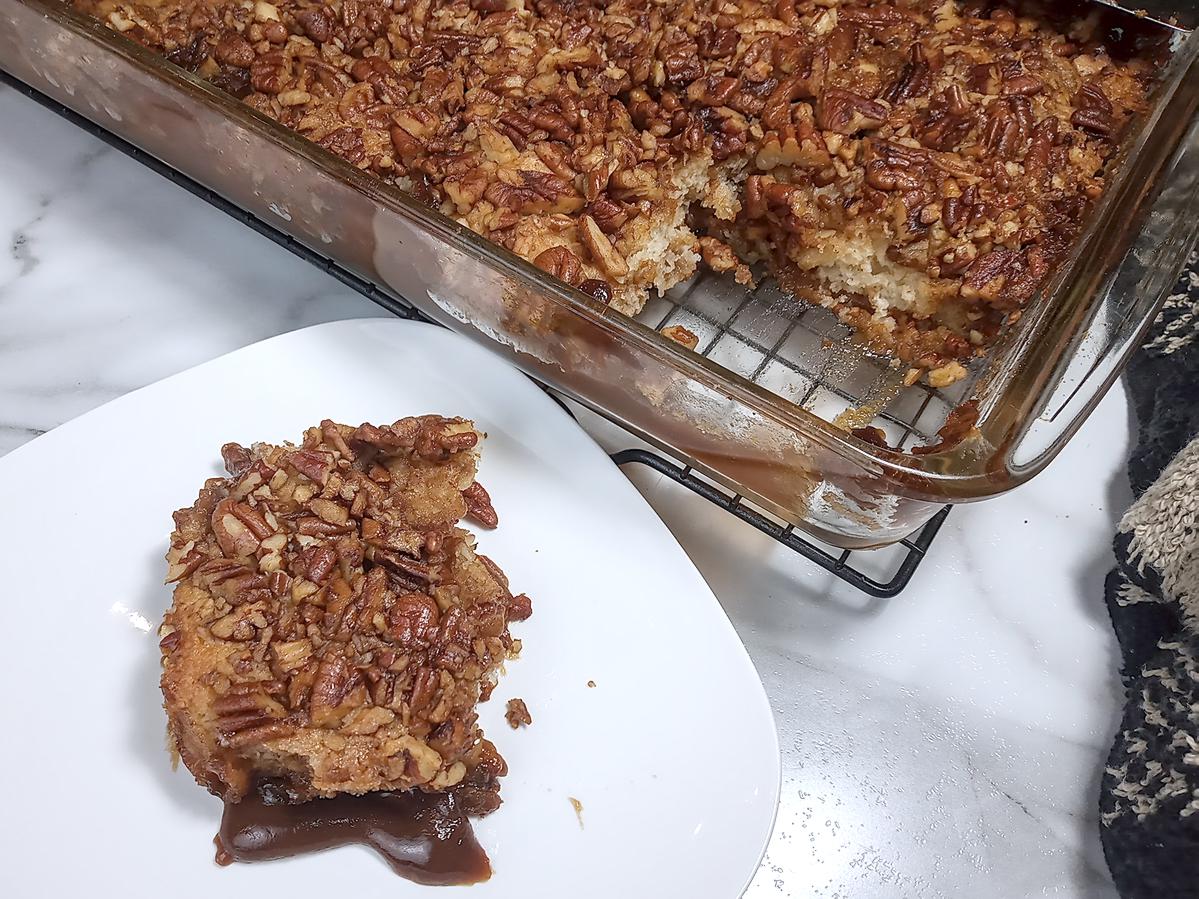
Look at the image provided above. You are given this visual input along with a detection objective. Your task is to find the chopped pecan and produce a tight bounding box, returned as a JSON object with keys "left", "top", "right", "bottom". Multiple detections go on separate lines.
{"left": 507, "top": 593, "right": 533, "bottom": 622}
{"left": 462, "top": 481, "right": 499, "bottom": 529}
{"left": 505, "top": 698, "right": 532, "bottom": 729}
{"left": 374, "top": 549, "right": 436, "bottom": 584}
{"left": 816, "top": 89, "right": 889, "bottom": 134}
{"left": 248, "top": 50, "right": 288, "bottom": 95}
{"left": 287, "top": 449, "right": 333, "bottom": 485}
{"left": 165, "top": 32, "right": 207, "bottom": 72}
{"left": 697, "top": 24, "right": 739, "bottom": 59}
{"left": 969, "top": 62, "right": 1001, "bottom": 94}
{"left": 230, "top": 501, "right": 273, "bottom": 540}
{"left": 221, "top": 442, "right": 253, "bottom": 477}
{"left": 309, "top": 653, "right": 362, "bottom": 728}
{"left": 485, "top": 170, "right": 583, "bottom": 214}
{"left": 387, "top": 593, "right": 441, "bottom": 648}
{"left": 298, "top": 545, "right": 337, "bottom": 583}
{"left": 296, "top": 516, "right": 353, "bottom": 537}
{"left": 686, "top": 75, "right": 739, "bottom": 108}
{"left": 944, "top": 193, "right": 975, "bottom": 236}
{"left": 159, "top": 629, "right": 181, "bottom": 653}
{"left": 318, "top": 128, "right": 365, "bottom": 166}
{"left": 211, "top": 498, "right": 260, "bottom": 557}
{"left": 295, "top": 7, "right": 333, "bottom": 42}
{"left": 578, "top": 215, "right": 629, "bottom": 279}
{"left": 213, "top": 34, "right": 253, "bottom": 69}
{"left": 963, "top": 248, "right": 1017, "bottom": 301}
{"left": 1003, "top": 74, "right": 1043, "bottom": 96}
{"left": 662, "top": 46, "right": 703, "bottom": 86}
{"left": 916, "top": 86, "right": 973, "bottom": 150}
{"left": 583, "top": 196, "right": 628, "bottom": 234}
{"left": 840, "top": 3, "right": 911, "bottom": 26}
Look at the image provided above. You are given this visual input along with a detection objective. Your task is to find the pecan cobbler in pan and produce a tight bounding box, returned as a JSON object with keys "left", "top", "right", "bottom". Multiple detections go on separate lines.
{"left": 160, "top": 416, "right": 530, "bottom": 882}
{"left": 76, "top": 0, "right": 1155, "bottom": 385}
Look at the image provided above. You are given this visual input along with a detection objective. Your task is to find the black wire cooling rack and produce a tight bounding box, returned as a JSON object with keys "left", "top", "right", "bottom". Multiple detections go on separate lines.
{"left": 1, "top": 68, "right": 950, "bottom": 597}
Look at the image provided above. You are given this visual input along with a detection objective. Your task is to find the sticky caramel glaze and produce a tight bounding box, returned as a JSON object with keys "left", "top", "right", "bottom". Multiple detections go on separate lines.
{"left": 215, "top": 782, "right": 490, "bottom": 885}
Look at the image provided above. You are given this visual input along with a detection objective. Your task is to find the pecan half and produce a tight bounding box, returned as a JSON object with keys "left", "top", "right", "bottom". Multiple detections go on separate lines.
{"left": 462, "top": 481, "right": 499, "bottom": 528}
{"left": 213, "top": 34, "right": 253, "bottom": 69}
{"left": 533, "top": 246, "right": 584, "bottom": 285}
{"left": 863, "top": 140, "right": 928, "bottom": 191}
{"left": 981, "top": 97, "right": 1033, "bottom": 158}
{"left": 817, "top": 89, "right": 889, "bottom": 134}
{"left": 1071, "top": 82, "right": 1114, "bottom": 137}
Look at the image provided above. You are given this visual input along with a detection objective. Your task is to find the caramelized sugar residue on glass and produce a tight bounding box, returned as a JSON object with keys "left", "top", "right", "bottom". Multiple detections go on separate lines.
{"left": 215, "top": 782, "right": 491, "bottom": 885}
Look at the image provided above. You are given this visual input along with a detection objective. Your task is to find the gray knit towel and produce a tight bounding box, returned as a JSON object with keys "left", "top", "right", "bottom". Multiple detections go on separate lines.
{"left": 1100, "top": 253, "right": 1199, "bottom": 898}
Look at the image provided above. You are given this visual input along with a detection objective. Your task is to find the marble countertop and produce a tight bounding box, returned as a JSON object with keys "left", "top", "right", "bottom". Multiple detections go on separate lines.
{"left": 0, "top": 80, "right": 1133, "bottom": 897}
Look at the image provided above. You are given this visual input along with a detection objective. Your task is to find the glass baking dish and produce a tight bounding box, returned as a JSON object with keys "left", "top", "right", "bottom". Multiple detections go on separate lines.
{"left": 5, "top": 0, "right": 1199, "bottom": 547}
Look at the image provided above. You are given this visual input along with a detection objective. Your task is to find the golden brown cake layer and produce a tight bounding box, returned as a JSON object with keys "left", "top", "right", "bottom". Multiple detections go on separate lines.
{"left": 75, "top": 0, "right": 1156, "bottom": 382}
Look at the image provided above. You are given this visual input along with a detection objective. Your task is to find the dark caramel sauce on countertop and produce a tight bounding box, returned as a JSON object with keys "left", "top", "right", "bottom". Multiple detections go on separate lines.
{"left": 215, "top": 784, "right": 490, "bottom": 885}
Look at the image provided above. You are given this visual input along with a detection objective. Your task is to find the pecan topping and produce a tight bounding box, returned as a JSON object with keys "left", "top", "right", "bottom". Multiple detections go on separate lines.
{"left": 1025, "top": 116, "right": 1060, "bottom": 181}
{"left": 82, "top": 0, "right": 1156, "bottom": 381}
{"left": 916, "top": 86, "right": 973, "bottom": 150}
{"left": 698, "top": 24, "right": 739, "bottom": 60}
{"left": 287, "top": 449, "right": 333, "bottom": 485}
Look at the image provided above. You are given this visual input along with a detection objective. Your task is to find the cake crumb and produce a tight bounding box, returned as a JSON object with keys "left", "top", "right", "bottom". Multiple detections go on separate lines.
{"left": 569, "top": 796, "right": 584, "bottom": 829}
{"left": 660, "top": 325, "right": 699, "bottom": 351}
{"left": 505, "top": 698, "right": 532, "bottom": 729}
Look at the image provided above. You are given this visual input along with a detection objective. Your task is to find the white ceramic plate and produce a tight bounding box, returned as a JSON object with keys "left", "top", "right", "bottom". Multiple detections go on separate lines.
{"left": 0, "top": 319, "right": 778, "bottom": 898}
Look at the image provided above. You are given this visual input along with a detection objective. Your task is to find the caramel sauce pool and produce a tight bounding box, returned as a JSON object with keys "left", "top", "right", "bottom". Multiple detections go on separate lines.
{"left": 215, "top": 785, "right": 491, "bottom": 885}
